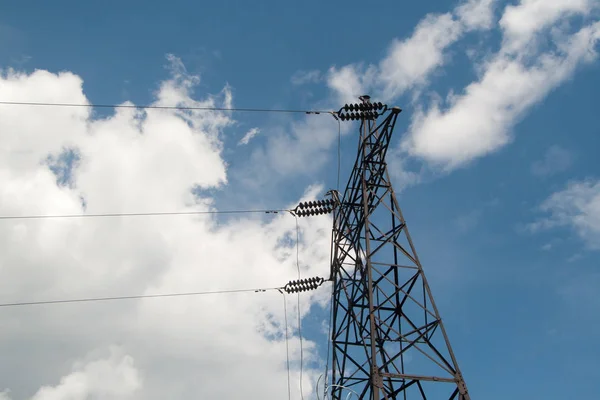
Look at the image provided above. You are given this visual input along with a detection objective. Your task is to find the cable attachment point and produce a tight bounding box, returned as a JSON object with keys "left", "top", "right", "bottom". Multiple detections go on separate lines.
{"left": 292, "top": 198, "right": 336, "bottom": 218}
{"left": 283, "top": 276, "right": 325, "bottom": 294}
{"left": 325, "top": 190, "right": 341, "bottom": 208}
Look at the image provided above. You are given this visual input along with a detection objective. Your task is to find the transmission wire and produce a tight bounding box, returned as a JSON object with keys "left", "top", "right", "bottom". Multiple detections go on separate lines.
{"left": 324, "top": 250, "right": 335, "bottom": 398}
{"left": 321, "top": 199, "right": 338, "bottom": 399}
{"left": 0, "top": 100, "right": 333, "bottom": 115}
{"left": 293, "top": 214, "right": 306, "bottom": 400}
{"left": 0, "top": 208, "right": 289, "bottom": 221}
{"left": 331, "top": 112, "right": 341, "bottom": 192}
{"left": 0, "top": 286, "right": 281, "bottom": 308}
{"left": 281, "top": 291, "right": 292, "bottom": 400}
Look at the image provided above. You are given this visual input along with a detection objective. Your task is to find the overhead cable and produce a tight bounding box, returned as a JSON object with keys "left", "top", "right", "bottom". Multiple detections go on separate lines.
{"left": 281, "top": 292, "right": 292, "bottom": 400}
{"left": 330, "top": 112, "right": 341, "bottom": 192}
{"left": 0, "top": 100, "right": 333, "bottom": 115}
{"left": 0, "top": 275, "right": 326, "bottom": 309}
{"left": 0, "top": 208, "right": 289, "bottom": 221}
{"left": 0, "top": 287, "right": 281, "bottom": 308}
{"left": 292, "top": 214, "right": 306, "bottom": 400}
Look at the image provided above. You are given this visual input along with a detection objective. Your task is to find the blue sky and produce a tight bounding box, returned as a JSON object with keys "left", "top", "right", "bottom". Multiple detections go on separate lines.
{"left": 0, "top": 0, "right": 599, "bottom": 399}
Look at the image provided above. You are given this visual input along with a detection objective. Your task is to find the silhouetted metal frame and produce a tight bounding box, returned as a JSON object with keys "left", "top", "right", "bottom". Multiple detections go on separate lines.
{"left": 329, "top": 100, "right": 470, "bottom": 400}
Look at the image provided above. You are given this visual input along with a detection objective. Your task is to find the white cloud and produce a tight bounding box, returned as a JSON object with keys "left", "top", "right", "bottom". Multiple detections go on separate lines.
{"left": 529, "top": 178, "right": 600, "bottom": 249}
{"left": 238, "top": 127, "right": 260, "bottom": 145}
{"left": 387, "top": 152, "right": 424, "bottom": 191}
{"left": 327, "top": 64, "right": 374, "bottom": 104}
{"left": 402, "top": 3, "right": 600, "bottom": 170}
{"left": 241, "top": 112, "right": 346, "bottom": 189}
{"left": 326, "top": 0, "right": 498, "bottom": 104}
{"left": 500, "top": 0, "right": 594, "bottom": 51}
{"left": 378, "top": 13, "right": 463, "bottom": 101}
{"left": 0, "top": 59, "right": 332, "bottom": 399}
{"left": 322, "top": 1, "right": 599, "bottom": 175}
{"left": 531, "top": 145, "right": 573, "bottom": 177}
{"left": 456, "top": 0, "right": 497, "bottom": 30}
{"left": 249, "top": 1, "right": 502, "bottom": 186}
{"left": 30, "top": 348, "right": 141, "bottom": 400}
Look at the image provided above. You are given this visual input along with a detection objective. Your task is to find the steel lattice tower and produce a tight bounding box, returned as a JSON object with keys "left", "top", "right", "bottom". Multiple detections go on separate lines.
{"left": 327, "top": 96, "right": 470, "bottom": 400}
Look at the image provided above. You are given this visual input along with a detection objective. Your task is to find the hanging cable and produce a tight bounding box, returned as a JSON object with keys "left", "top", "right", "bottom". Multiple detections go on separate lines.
{"left": 0, "top": 286, "right": 281, "bottom": 308}
{"left": 323, "top": 207, "right": 336, "bottom": 400}
{"left": 325, "top": 384, "right": 360, "bottom": 400}
{"left": 279, "top": 290, "right": 292, "bottom": 400}
{"left": 0, "top": 271, "right": 327, "bottom": 309}
{"left": 292, "top": 213, "right": 306, "bottom": 400}
{"left": 330, "top": 112, "right": 341, "bottom": 192}
{"left": 316, "top": 374, "right": 323, "bottom": 400}
{"left": 0, "top": 100, "right": 333, "bottom": 115}
{"left": 0, "top": 208, "right": 289, "bottom": 221}
{"left": 323, "top": 264, "right": 334, "bottom": 398}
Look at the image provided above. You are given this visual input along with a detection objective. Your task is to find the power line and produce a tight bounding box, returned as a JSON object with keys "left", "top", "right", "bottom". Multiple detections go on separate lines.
{"left": 322, "top": 293, "right": 335, "bottom": 398}
{"left": 333, "top": 114, "right": 341, "bottom": 192}
{"left": 0, "top": 101, "right": 333, "bottom": 115}
{"left": 0, "top": 208, "right": 290, "bottom": 221}
{"left": 292, "top": 214, "right": 306, "bottom": 400}
{"left": 0, "top": 286, "right": 281, "bottom": 308}
{"left": 281, "top": 292, "right": 292, "bottom": 400}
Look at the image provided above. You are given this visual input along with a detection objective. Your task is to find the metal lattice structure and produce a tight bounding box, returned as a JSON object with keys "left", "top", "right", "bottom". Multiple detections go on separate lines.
{"left": 327, "top": 96, "right": 470, "bottom": 399}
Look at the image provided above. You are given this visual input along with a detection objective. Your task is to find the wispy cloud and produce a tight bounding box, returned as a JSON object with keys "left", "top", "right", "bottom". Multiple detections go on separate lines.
{"left": 402, "top": 3, "right": 600, "bottom": 170}
{"left": 528, "top": 178, "right": 600, "bottom": 249}
{"left": 323, "top": 0, "right": 599, "bottom": 174}
{"left": 531, "top": 145, "right": 573, "bottom": 177}
{"left": 456, "top": 0, "right": 497, "bottom": 30}
{"left": 290, "top": 70, "right": 322, "bottom": 85}
{"left": 326, "top": 0, "right": 498, "bottom": 103}
{"left": 454, "top": 209, "right": 483, "bottom": 233}
{"left": 499, "top": 0, "right": 594, "bottom": 52}
{"left": 238, "top": 127, "right": 260, "bottom": 145}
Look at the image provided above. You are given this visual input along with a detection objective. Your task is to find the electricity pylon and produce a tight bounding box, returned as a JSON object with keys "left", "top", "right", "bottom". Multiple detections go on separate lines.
{"left": 326, "top": 96, "right": 470, "bottom": 399}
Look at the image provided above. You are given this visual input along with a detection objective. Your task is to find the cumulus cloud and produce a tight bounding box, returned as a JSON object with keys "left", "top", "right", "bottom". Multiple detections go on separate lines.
{"left": 402, "top": 1, "right": 600, "bottom": 170}
{"left": 0, "top": 58, "right": 332, "bottom": 399}
{"left": 238, "top": 127, "right": 260, "bottom": 145}
{"left": 528, "top": 178, "right": 600, "bottom": 249}
{"left": 30, "top": 348, "right": 141, "bottom": 400}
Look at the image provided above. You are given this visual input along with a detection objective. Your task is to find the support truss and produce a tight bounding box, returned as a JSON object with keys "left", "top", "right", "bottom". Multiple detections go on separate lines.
{"left": 328, "top": 96, "right": 470, "bottom": 400}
